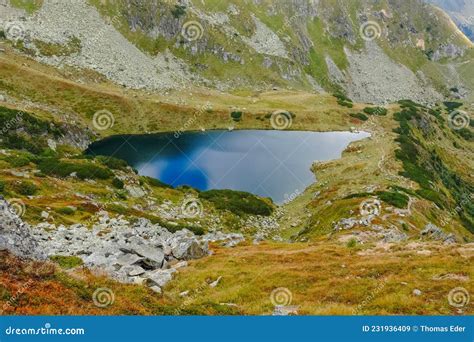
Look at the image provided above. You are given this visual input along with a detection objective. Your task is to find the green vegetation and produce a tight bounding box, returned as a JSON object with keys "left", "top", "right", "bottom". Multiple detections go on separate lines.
{"left": 230, "top": 111, "right": 243, "bottom": 122}
{"left": 141, "top": 176, "right": 173, "bottom": 189}
{"left": 346, "top": 238, "right": 357, "bottom": 248}
{"left": 95, "top": 156, "right": 129, "bottom": 170}
{"left": 443, "top": 101, "right": 463, "bottom": 111}
{"left": 38, "top": 158, "right": 113, "bottom": 180}
{"left": 6, "top": 155, "right": 31, "bottom": 167}
{"left": 376, "top": 191, "right": 409, "bottom": 209}
{"left": 363, "top": 107, "right": 388, "bottom": 116}
{"left": 350, "top": 113, "right": 368, "bottom": 121}
{"left": 112, "top": 177, "right": 124, "bottom": 189}
{"left": 334, "top": 93, "right": 353, "bottom": 108}
{"left": 457, "top": 128, "right": 474, "bottom": 141}
{"left": 49, "top": 255, "right": 84, "bottom": 269}
{"left": 9, "top": 0, "right": 43, "bottom": 14}
{"left": 0, "top": 181, "right": 5, "bottom": 193}
{"left": 0, "top": 106, "right": 63, "bottom": 154}
{"left": 33, "top": 37, "right": 81, "bottom": 57}
{"left": 55, "top": 207, "right": 75, "bottom": 215}
{"left": 171, "top": 5, "right": 186, "bottom": 18}
{"left": 393, "top": 100, "right": 474, "bottom": 232}
{"left": 12, "top": 180, "right": 38, "bottom": 196}
{"left": 199, "top": 189, "right": 273, "bottom": 216}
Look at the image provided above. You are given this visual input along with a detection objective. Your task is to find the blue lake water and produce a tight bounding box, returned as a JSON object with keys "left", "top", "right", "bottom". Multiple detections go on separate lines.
{"left": 86, "top": 130, "right": 370, "bottom": 204}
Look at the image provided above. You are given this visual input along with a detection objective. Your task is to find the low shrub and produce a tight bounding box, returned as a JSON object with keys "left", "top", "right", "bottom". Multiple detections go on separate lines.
{"left": 6, "top": 155, "right": 31, "bottom": 167}
{"left": 350, "top": 113, "right": 369, "bottom": 121}
{"left": 165, "top": 223, "right": 205, "bottom": 236}
{"left": 334, "top": 92, "right": 353, "bottom": 108}
{"left": 199, "top": 189, "right": 273, "bottom": 216}
{"left": 363, "top": 107, "right": 387, "bottom": 116}
{"left": 95, "top": 156, "right": 129, "bottom": 170}
{"left": 38, "top": 158, "right": 113, "bottom": 180}
{"left": 141, "top": 176, "right": 173, "bottom": 189}
{"left": 12, "top": 181, "right": 38, "bottom": 196}
{"left": 376, "top": 191, "right": 409, "bottom": 208}
{"left": 230, "top": 111, "right": 243, "bottom": 122}
{"left": 49, "top": 255, "right": 83, "bottom": 269}
{"left": 443, "top": 101, "right": 463, "bottom": 111}
{"left": 346, "top": 238, "right": 357, "bottom": 248}
{"left": 55, "top": 207, "right": 75, "bottom": 215}
{"left": 112, "top": 177, "right": 124, "bottom": 189}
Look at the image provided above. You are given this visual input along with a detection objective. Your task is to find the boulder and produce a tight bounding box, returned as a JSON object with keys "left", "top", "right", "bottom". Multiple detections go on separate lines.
{"left": 130, "top": 245, "right": 165, "bottom": 268}
{"left": 144, "top": 269, "right": 176, "bottom": 288}
{"left": 421, "top": 223, "right": 457, "bottom": 244}
{"left": 125, "top": 265, "right": 146, "bottom": 277}
{"left": 115, "top": 253, "right": 143, "bottom": 266}
{"left": 0, "top": 199, "right": 45, "bottom": 260}
{"left": 169, "top": 230, "right": 208, "bottom": 259}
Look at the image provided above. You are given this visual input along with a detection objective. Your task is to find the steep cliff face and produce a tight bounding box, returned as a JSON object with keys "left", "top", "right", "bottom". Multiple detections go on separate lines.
{"left": 1, "top": 0, "right": 473, "bottom": 103}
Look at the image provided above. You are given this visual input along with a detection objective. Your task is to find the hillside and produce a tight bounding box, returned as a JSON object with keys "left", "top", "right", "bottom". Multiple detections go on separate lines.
{"left": 1, "top": 0, "right": 473, "bottom": 103}
{"left": 426, "top": 0, "right": 474, "bottom": 41}
{"left": 0, "top": 0, "right": 473, "bottom": 316}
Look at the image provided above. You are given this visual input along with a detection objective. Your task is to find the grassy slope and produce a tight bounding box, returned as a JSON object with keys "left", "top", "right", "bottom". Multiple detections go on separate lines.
{"left": 2, "top": 240, "right": 473, "bottom": 315}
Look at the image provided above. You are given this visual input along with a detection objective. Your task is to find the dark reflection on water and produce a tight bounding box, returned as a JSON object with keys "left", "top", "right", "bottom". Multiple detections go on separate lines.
{"left": 86, "top": 130, "right": 370, "bottom": 204}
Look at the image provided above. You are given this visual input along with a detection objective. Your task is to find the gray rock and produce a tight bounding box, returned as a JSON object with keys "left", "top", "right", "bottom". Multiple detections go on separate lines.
{"left": 209, "top": 276, "right": 222, "bottom": 288}
{"left": 272, "top": 305, "right": 299, "bottom": 316}
{"left": 131, "top": 245, "right": 165, "bottom": 268}
{"left": 0, "top": 199, "right": 45, "bottom": 260}
{"left": 150, "top": 286, "right": 162, "bottom": 294}
{"left": 144, "top": 269, "right": 176, "bottom": 287}
{"left": 169, "top": 230, "right": 208, "bottom": 260}
{"left": 115, "top": 253, "right": 143, "bottom": 266}
{"left": 421, "top": 223, "right": 457, "bottom": 244}
{"left": 126, "top": 265, "right": 146, "bottom": 277}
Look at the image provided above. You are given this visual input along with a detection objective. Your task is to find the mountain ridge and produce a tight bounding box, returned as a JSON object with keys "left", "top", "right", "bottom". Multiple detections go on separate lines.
{"left": 1, "top": 0, "right": 473, "bottom": 103}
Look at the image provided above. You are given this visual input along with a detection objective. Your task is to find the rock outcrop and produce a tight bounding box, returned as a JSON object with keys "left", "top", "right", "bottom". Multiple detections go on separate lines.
{"left": 32, "top": 215, "right": 208, "bottom": 291}
{"left": 0, "top": 198, "right": 45, "bottom": 260}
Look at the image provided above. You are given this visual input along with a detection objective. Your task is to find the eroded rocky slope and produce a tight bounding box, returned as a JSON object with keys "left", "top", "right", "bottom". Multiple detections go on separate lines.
{"left": 1, "top": 0, "right": 473, "bottom": 103}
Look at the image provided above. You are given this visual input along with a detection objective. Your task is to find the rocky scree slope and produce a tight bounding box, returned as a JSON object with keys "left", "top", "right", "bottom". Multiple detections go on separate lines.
{"left": 0, "top": 198, "right": 244, "bottom": 294}
{"left": 0, "top": 0, "right": 473, "bottom": 103}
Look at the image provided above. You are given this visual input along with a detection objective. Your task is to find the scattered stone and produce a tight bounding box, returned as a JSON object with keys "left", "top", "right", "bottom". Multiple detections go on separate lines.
{"left": 272, "top": 305, "right": 299, "bottom": 316}
{"left": 149, "top": 286, "right": 162, "bottom": 294}
{"left": 413, "top": 289, "right": 422, "bottom": 296}
{"left": 209, "top": 276, "right": 222, "bottom": 288}
{"left": 420, "top": 223, "right": 457, "bottom": 244}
